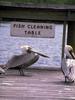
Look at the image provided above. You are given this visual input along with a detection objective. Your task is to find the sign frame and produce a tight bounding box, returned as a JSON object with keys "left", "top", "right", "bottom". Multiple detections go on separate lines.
{"left": 10, "top": 22, "right": 55, "bottom": 38}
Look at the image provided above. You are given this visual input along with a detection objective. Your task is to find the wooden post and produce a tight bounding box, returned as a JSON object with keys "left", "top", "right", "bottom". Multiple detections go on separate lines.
{"left": 61, "top": 21, "right": 67, "bottom": 59}
{"left": 61, "top": 20, "right": 67, "bottom": 71}
{"left": 61, "top": 11, "right": 68, "bottom": 69}
{"left": 61, "top": 11, "right": 68, "bottom": 60}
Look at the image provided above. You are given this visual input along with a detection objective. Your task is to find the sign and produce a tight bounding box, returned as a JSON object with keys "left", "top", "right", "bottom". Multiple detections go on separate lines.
{"left": 10, "top": 22, "right": 55, "bottom": 38}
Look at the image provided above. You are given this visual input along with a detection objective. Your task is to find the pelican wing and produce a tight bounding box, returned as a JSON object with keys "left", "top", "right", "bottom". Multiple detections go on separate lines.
{"left": 0, "top": 67, "right": 5, "bottom": 74}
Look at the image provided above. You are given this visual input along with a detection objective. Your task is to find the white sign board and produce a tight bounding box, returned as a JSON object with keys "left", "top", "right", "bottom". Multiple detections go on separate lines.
{"left": 10, "top": 22, "right": 55, "bottom": 38}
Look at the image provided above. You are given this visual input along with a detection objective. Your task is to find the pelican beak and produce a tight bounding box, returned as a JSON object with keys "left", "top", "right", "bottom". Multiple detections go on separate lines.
{"left": 31, "top": 49, "right": 49, "bottom": 58}
{"left": 71, "top": 52, "right": 75, "bottom": 59}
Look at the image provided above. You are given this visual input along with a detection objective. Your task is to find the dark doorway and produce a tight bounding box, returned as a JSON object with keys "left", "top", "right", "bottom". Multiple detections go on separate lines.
{"left": 67, "top": 22, "right": 75, "bottom": 52}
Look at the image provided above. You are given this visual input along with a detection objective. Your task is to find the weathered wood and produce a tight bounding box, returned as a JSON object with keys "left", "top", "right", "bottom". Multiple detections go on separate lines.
{"left": 0, "top": 2, "right": 75, "bottom": 21}
{"left": 0, "top": 69, "right": 75, "bottom": 100}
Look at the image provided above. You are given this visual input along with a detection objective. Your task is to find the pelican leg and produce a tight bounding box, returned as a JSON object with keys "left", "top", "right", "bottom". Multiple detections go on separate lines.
{"left": 18, "top": 66, "right": 25, "bottom": 76}
{"left": 19, "top": 68, "right": 24, "bottom": 76}
{"left": 65, "top": 76, "right": 74, "bottom": 83}
{"left": 19, "top": 67, "right": 24, "bottom": 76}
{"left": 17, "top": 54, "right": 39, "bottom": 76}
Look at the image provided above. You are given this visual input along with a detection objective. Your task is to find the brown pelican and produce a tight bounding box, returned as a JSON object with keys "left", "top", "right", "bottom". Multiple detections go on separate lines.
{"left": 0, "top": 45, "right": 49, "bottom": 76}
{"left": 61, "top": 45, "right": 75, "bottom": 83}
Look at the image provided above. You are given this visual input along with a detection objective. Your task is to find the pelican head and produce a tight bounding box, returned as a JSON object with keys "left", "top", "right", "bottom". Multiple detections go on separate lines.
{"left": 65, "top": 45, "right": 73, "bottom": 52}
{"left": 65, "top": 45, "right": 75, "bottom": 59}
{"left": 20, "top": 45, "right": 32, "bottom": 54}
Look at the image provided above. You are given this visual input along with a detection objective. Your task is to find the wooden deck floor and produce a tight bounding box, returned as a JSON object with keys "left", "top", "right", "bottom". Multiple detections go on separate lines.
{"left": 0, "top": 69, "right": 75, "bottom": 100}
